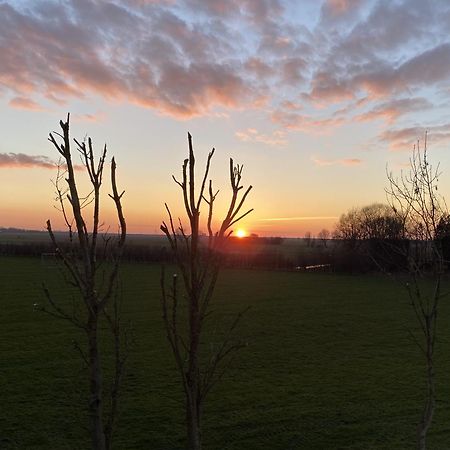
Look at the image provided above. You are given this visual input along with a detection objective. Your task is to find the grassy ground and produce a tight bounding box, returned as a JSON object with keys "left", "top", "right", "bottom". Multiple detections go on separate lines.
{"left": 1, "top": 257, "right": 450, "bottom": 449}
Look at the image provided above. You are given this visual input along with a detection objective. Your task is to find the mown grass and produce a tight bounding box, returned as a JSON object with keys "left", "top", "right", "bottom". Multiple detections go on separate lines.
{"left": 2, "top": 256, "right": 450, "bottom": 449}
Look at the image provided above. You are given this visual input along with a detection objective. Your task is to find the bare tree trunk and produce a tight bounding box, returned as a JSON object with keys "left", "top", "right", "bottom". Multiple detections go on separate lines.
{"left": 187, "top": 302, "right": 201, "bottom": 450}
{"left": 417, "top": 330, "right": 436, "bottom": 450}
{"left": 161, "top": 133, "right": 252, "bottom": 449}
{"left": 104, "top": 314, "right": 122, "bottom": 450}
{"left": 42, "top": 115, "right": 127, "bottom": 450}
{"left": 386, "top": 138, "right": 444, "bottom": 449}
{"left": 88, "top": 312, "right": 106, "bottom": 450}
{"left": 186, "top": 393, "right": 201, "bottom": 450}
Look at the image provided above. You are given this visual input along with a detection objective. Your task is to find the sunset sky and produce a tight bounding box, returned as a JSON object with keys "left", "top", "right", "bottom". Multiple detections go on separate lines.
{"left": 1, "top": 0, "right": 450, "bottom": 237}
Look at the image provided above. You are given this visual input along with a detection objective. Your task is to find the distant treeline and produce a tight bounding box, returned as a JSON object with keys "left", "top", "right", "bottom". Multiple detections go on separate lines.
{"left": 2, "top": 236, "right": 449, "bottom": 273}
{"left": 0, "top": 241, "right": 172, "bottom": 263}
{"left": 225, "top": 238, "right": 409, "bottom": 272}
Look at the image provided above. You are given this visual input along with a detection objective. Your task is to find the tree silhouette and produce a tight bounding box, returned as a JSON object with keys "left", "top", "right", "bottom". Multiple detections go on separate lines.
{"left": 335, "top": 203, "right": 404, "bottom": 242}
{"left": 40, "top": 114, "right": 128, "bottom": 450}
{"left": 317, "top": 228, "right": 330, "bottom": 247}
{"left": 161, "top": 133, "right": 253, "bottom": 450}
{"left": 386, "top": 136, "right": 446, "bottom": 450}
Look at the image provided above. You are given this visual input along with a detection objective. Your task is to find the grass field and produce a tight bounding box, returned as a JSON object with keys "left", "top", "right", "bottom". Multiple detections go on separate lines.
{"left": 2, "top": 256, "right": 450, "bottom": 449}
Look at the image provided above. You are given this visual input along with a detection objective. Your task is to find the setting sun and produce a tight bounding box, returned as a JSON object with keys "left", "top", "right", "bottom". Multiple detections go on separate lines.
{"left": 2, "top": 1, "right": 450, "bottom": 448}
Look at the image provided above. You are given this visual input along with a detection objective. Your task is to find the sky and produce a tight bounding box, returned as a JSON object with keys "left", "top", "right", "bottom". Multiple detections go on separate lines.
{"left": 1, "top": 0, "right": 450, "bottom": 237}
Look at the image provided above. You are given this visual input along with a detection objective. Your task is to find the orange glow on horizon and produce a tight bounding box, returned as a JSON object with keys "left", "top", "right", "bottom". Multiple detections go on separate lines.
{"left": 236, "top": 229, "right": 247, "bottom": 238}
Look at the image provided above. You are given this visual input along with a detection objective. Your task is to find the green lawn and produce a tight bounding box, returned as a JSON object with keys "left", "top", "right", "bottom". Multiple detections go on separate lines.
{"left": 1, "top": 257, "right": 450, "bottom": 449}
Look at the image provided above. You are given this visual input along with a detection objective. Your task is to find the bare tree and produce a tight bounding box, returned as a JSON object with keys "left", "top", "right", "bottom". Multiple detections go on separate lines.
{"left": 160, "top": 133, "right": 253, "bottom": 450}
{"left": 304, "top": 231, "right": 312, "bottom": 247}
{"left": 386, "top": 135, "right": 446, "bottom": 450}
{"left": 335, "top": 203, "right": 403, "bottom": 242}
{"left": 40, "top": 114, "right": 128, "bottom": 450}
{"left": 317, "top": 228, "right": 330, "bottom": 247}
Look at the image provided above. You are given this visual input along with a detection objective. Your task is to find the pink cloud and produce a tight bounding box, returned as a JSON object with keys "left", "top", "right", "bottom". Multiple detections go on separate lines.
{"left": 355, "top": 44, "right": 450, "bottom": 98}
{"left": 306, "top": 37, "right": 450, "bottom": 105}
{"left": 311, "top": 156, "right": 362, "bottom": 167}
{"left": 279, "top": 100, "right": 302, "bottom": 111}
{"left": 332, "top": 97, "right": 369, "bottom": 118}
{"left": 0, "top": 0, "right": 448, "bottom": 128}
{"left": 235, "top": 128, "right": 287, "bottom": 146}
{"left": 0, "top": 2, "right": 262, "bottom": 119}
{"left": 187, "top": 0, "right": 284, "bottom": 23}
{"left": 72, "top": 112, "right": 107, "bottom": 123}
{"left": 260, "top": 216, "right": 338, "bottom": 222}
{"left": 340, "top": 158, "right": 362, "bottom": 166}
{"left": 242, "top": 0, "right": 284, "bottom": 24}
{"left": 8, "top": 97, "right": 44, "bottom": 111}
{"left": 326, "top": 0, "right": 361, "bottom": 15}
{"left": 125, "top": 0, "right": 175, "bottom": 5}
{"left": 148, "top": 62, "right": 256, "bottom": 118}
{"left": 281, "top": 57, "right": 307, "bottom": 85}
{"left": 306, "top": 71, "right": 354, "bottom": 103}
{"left": 0, "top": 3, "right": 126, "bottom": 100}
{"left": 379, "top": 123, "right": 450, "bottom": 151}
{"left": 272, "top": 109, "right": 345, "bottom": 132}
{"left": 355, "top": 97, "right": 432, "bottom": 124}
{"left": 244, "top": 57, "right": 275, "bottom": 79}
{"left": 0, "top": 153, "right": 55, "bottom": 169}
{"left": 319, "top": 0, "right": 364, "bottom": 27}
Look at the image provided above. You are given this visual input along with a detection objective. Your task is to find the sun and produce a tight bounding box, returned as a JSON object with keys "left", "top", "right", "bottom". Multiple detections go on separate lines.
{"left": 236, "top": 229, "right": 247, "bottom": 238}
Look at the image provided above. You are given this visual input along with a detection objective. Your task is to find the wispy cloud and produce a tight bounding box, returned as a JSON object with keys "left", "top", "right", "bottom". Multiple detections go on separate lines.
{"left": 0, "top": 0, "right": 448, "bottom": 133}
{"left": 271, "top": 110, "right": 345, "bottom": 132}
{"left": 235, "top": 128, "right": 287, "bottom": 146}
{"left": 0, "top": 153, "right": 56, "bottom": 169}
{"left": 355, "top": 97, "right": 432, "bottom": 124}
{"left": 311, "top": 156, "right": 362, "bottom": 166}
{"left": 9, "top": 97, "right": 44, "bottom": 111}
{"left": 73, "top": 112, "right": 107, "bottom": 123}
{"left": 325, "top": 0, "right": 361, "bottom": 16}
{"left": 379, "top": 123, "right": 450, "bottom": 151}
{"left": 0, "top": 152, "right": 87, "bottom": 171}
{"left": 0, "top": 2, "right": 263, "bottom": 119}
{"left": 260, "top": 216, "right": 338, "bottom": 222}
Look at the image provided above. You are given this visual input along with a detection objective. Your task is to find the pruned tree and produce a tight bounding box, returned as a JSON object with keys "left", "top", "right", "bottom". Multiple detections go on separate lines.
{"left": 160, "top": 133, "right": 253, "bottom": 450}
{"left": 386, "top": 135, "right": 446, "bottom": 450}
{"left": 39, "top": 114, "right": 128, "bottom": 450}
